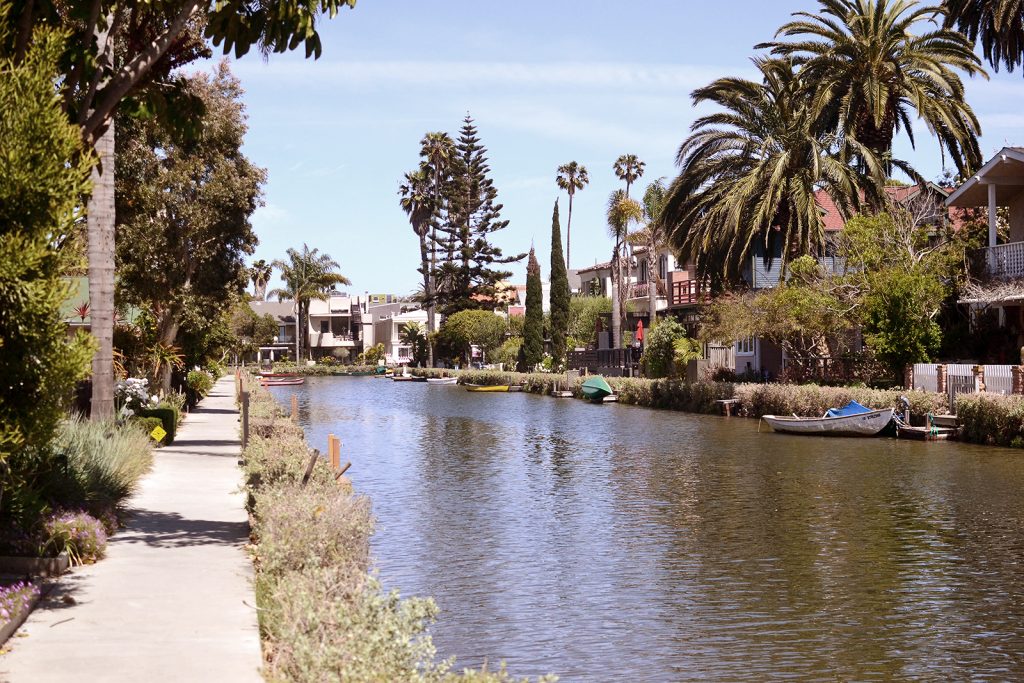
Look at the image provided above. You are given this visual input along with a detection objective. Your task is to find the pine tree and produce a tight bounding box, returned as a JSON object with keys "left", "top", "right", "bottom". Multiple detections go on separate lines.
{"left": 549, "top": 199, "right": 570, "bottom": 369}
{"left": 436, "top": 115, "right": 523, "bottom": 316}
{"left": 520, "top": 247, "right": 545, "bottom": 371}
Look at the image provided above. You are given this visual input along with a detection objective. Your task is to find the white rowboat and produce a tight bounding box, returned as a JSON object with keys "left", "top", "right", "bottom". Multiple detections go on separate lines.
{"left": 426, "top": 377, "right": 459, "bottom": 385}
{"left": 763, "top": 408, "right": 893, "bottom": 437}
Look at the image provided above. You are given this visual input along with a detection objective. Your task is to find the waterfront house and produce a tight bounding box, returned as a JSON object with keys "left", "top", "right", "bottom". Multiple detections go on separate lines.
{"left": 306, "top": 291, "right": 362, "bottom": 359}
{"left": 947, "top": 147, "right": 1024, "bottom": 355}
{"left": 249, "top": 300, "right": 298, "bottom": 362}
{"left": 366, "top": 307, "right": 428, "bottom": 365}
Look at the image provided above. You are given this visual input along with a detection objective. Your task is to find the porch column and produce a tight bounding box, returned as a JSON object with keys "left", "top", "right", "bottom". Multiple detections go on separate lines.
{"left": 988, "top": 182, "right": 998, "bottom": 248}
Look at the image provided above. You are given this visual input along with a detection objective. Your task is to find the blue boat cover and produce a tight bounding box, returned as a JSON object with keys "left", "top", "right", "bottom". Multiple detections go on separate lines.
{"left": 825, "top": 400, "right": 872, "bottom": 418}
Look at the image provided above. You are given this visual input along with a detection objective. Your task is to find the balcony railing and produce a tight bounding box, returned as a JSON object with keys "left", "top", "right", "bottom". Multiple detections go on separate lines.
{"left": 626, "top": 281, "right": 666, "bottom": 300}
{"left": 983, "top": 242, "right": 1024, "bottom": 279}
{"left": 669, "top": 278, "right": 705, "bottom": 307}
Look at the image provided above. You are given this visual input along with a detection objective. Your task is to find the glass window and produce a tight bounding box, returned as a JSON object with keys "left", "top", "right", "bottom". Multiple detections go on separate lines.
{"left": 658, "top": 255, "right": 668, "bottom": 281}
{"left": 320, "top": 321, "right": 329, "bottom": 333}
{"left": 736, "top": 336, "right": 755, "bottom": 355}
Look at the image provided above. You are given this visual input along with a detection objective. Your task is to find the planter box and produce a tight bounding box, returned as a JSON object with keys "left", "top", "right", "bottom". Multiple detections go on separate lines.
{"left": 0, "top": 585, "right": 43, "bottom": 646}
{"left": 0, "top": 552, "right": 69, "bottom": 578}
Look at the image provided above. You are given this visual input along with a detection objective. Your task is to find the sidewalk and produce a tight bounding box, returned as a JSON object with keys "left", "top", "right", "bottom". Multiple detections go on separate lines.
{"left": 1, "top": 376, "right": 262, "bottom": 682}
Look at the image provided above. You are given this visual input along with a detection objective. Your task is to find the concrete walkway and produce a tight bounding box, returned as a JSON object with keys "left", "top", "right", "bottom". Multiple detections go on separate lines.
{"left": 1, "top": 376, "right": 262, "bottom": 682}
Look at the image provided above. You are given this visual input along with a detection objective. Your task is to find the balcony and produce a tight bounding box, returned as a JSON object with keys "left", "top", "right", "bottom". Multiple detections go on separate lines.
{"left": 312, "top": 332, "right": 357, "bottom": 348}
{"left": 669, "top": 278, "right": 705, "bottom": 307}
{"left": 982, "top": 242, "right": 1024, "bottom": 280}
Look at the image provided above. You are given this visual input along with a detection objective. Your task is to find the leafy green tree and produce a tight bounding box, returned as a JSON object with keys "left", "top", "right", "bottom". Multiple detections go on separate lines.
{"left": 0, "top": 25, "right": 95, "bottom": 521}
{"left": 568, "top": 296, "right": 612, "bottom": 348}
{"left": 519, "top": 247, "right": 545, "bottom": 371}
{"left": 556, "top": 161, "right": 589, "bottom": 269}
{"left": 2, "top": 0, "right": 358, "bottom": 418}
{"left": 438, "top": 310, "right": 506, "bottom": 367}
{"left": 494, "top": 336, "right": 523, "bottom": 369}
{"left": 435, "top": 115, "right": 523, "bottom": 316}
{"left": 663, "top": 57, "right": 883, "bottom": 284}
{"left": 116, "top": 62, "right": 265, "bottom": 392}
{"left": 399, "top": 321, "right": 428, "bottom": 367}
{"left": 641, "top": 319, "right": 696, "bottom": 379}
{"left": 230, "top": 301, "right": 278, "bottom": 359}
{"left": 270, "top": 245, "right": 351, "bottom": 361}
{"left": 549, "top": 200, "right": 570, "bottom": 370}
{"left": 761, "top": 0, "right": 985, "bottom": 175}
{"left": 606, "top": 190, "right": 644, "bottom": 348}
{"left": 945, "top": 0, "right": 1024, "bottom": 73}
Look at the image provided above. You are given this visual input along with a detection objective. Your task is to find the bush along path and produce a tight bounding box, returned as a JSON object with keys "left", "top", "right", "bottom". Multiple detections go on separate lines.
{"left": 0, "top": 376, "right": 262, "bottom": 682}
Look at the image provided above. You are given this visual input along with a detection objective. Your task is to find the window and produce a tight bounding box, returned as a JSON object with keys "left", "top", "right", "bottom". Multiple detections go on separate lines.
{"left": 320, "top": 321, "right": 329, "bottom": 333}
{"left": 736, "top": 337, "right": 755, "bottom": 355}
{"left": 398, "top": 346, "right": 410, "bottom": 358}
{"left": 639, "top": 260, "right": 648, "bottom": 284}
{"left": 658, "top": 255, "right": 668, "bottom": 281}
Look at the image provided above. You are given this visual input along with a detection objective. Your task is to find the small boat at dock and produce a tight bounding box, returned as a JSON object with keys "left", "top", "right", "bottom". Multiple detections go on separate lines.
{"left": 260, "top": 371, "right": 299, "bottom": 378}
{"left": 763, "top": 401, "right": 893, "bottom": 437}
{"left": 581, "top": 376, "right": 614, "bottom": 402}
{"left": 260, "top": 377, "right": 305, "bottom": 386}
{"left": 465, "top": 384, "right": 509, "bottom": 392}
{"left": 427, "top": 377, "right": 459, "bottom": 385}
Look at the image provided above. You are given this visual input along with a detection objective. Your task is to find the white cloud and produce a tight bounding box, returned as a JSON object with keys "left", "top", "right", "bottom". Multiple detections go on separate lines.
{"left": 231, "top": 60, "right": 752, "bottom": 92}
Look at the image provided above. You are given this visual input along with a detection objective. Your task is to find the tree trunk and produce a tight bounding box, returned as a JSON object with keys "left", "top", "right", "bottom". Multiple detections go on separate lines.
{"left": 648, "top": 247, "right": 658, "bottom": 326}
{"left": 88, "top": 123, "right": 116, "bottom": 419}
{"left": 419, "top": 233, "right": 435, "bottom": 368}
{"left": 566, "top": 192, "right": 573, "bottom": 270}
{"left": 611, "top": 243, "right": 621, "bottom": 349}
{"left": 156, "top": 312, "right": 181, "bottom": 396}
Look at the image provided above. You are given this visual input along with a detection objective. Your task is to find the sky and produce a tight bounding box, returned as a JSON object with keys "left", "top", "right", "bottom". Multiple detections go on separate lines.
{"left": 217, "top": 0, "right": 1024, "bottom": 296}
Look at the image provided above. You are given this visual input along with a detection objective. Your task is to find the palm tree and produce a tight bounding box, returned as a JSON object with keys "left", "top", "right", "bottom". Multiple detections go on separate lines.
{"left": 760, "top": 0, "right": 986, "bottom": 176}
{"left": 269, "top": 244, "right": 351, "bottom": 361}
{"left": 399, "top": 167, "right": 436, "bottom": 367}
{"left": 626, "top": 179, "right": 669, "bottom": 325}
{"left": 944, "top": 0, "right": 1024, "bottom": 74}
{"left": 556, "top": 161, "right": 589, "bottom": 270}
{"left": 613, "top": 154, "right": 646, "bottom": 197}
{"left": 399, "top": 321, "right": 426, "bottom": 366}
{"left": 250, "top": 259, "right": 272, "bottom": 301}
{"left": 662, "top": 57, "right": 885, "bottom": 284}
{"left": 607, "top": 190, "right": 644, "bottom": 348}
{"left": 420, "top": 131, "right": 455, "bottom": 263}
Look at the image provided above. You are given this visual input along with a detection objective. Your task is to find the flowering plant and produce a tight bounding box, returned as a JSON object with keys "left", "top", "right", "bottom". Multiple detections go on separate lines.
{"left": 0, "top": 581, "right": 40, "bottom": 626}
{"left": 115, "top": 377, "right": 158, "bottom": 416}
{"left": 41, "top": 510, "right": 108, "bottom": 565}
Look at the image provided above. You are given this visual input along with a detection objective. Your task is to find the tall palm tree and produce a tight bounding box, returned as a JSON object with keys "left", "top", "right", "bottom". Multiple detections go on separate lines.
{"left": 613, "top": 154, "right": 646, "bottom": 197}
{"left": 662, "top": 57, "right": 885, "bottom": 284}
{"left": 607, "top": 190, "right": 644, "bottom": 348}
{"left": 626, "top": 179, "right": 669, "bottom": 325}
{"left": 420, "top": 131, "right": 455, "bottom": 264}
{"left": 250, "top": 259, "right": 272, "bottom": 301}
{"left": 399, "top": 167, "right": 436, "bottom": 367}
{"left": 760, "top": 0, "right": 986, "bottom": 176}
{"left": 944, "top": 0, "right": 1024, "bottom": 74}
{"left": 556, "top": 161, "right": 589, "bottom": 270}
{"left": 269, "top": 244, "right": 351, "bottom": 361}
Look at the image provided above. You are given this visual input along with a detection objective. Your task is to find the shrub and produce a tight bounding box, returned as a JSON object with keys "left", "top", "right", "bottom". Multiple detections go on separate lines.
{"left": 162, "top": 392, "right": 188, "bottom": 421}
{"left": 50, "top": 416, "right": 154, "bottom": 519}
{"left": 956, "top": 394, "right": 1024, "bottom": 448}
{"left": 0, "top": 581, "right": 40, "bottom": 628}
{"left": 138, "top": 406, "right": 177, "bottom": 444}
{"left": 132, "top": 416, "right": 165, "bottom": 440}
{"left": 640, "top": 319, "right": 688, "bottom": 379}
{"left": 187, "top": 369, "right": 215, "bottom": 397}
{"left": 41, "top": 510, "right": 107, "bottom": 564}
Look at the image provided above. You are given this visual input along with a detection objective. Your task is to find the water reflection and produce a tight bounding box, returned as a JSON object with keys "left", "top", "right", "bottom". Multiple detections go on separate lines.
{"left": 270, "top": 378, "right": 1024, "bottom": 681}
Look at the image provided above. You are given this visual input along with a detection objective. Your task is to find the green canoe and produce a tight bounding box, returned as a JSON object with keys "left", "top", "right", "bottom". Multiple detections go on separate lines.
{"left": 581, "top": 375, "right": 613, "bottom": 401}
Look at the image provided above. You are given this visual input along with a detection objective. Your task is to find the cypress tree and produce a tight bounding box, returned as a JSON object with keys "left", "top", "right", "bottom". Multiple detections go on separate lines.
{"left": 549, "top": 199, "right": 570, "bottom": 369}
{"left": 520, "top": 247, "right": 545, "bottom": 371}
{"left": 436, "top": 115, "right": 523, "bottom": 316}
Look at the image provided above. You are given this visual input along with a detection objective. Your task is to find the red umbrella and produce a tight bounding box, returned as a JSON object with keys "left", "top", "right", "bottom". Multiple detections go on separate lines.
{"left": 636, "top": 319, "right": 644, "bottom": 343}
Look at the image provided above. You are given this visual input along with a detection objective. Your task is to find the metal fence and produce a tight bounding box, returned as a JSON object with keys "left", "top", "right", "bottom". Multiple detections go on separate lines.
{"left": 946, "top": 364, "right": 976, "bottom": 412}
{"left": 985, "top": 365, "right": 1013, "bottom": 395}
{"left": 912, "top": 363, "right": 939, "bottom": 393}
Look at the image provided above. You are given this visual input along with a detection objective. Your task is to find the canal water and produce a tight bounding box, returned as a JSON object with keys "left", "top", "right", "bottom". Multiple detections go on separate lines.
{"left": 270, "top": 377, "right": 1024, "bottom": 681}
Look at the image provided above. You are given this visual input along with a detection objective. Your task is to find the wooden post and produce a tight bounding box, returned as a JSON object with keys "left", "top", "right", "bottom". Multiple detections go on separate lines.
{"left": 241, "top": 390, "right": 250, "bottom": 448}
{"left": 974, "top": 364, "right": 986, "bottom": 393}
{"left": 291, "top": 395, "right": 298, "bottom": 422}
{"left": 328, "top": 434, "right": 341, "bottom": 470}
{"left": 1013, "top": 366, "right": 1024, "bottom": 395}
{"left": 301, "top": 449, "right": 320, "bottom": 488}
{"left": 936, "top": 364, "right": 947, "bottom": 395}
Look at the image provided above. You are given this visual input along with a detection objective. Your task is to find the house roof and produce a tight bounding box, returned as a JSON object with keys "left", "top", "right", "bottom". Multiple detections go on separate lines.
{"left": 250, "top": 300, "right": 296, "bottom": 323}
{"left": 576, "top": 260, "right": 612, "bottom": 275}
{"left": 946, "top": 147, "right": 1024, "bottom": 208}
{"left": 814, "top": 183, "right": 958, "bottom": 231}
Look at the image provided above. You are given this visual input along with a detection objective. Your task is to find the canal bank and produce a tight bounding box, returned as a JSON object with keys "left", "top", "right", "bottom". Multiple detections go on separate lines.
{"left": 269, "top": 375, "right": 1024, "bottom": 681}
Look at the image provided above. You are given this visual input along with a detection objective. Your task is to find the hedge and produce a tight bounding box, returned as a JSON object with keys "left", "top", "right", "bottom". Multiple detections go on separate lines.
{"left": 137, "top": 406, "right": 176, "bottom": 444}
{"left": 956, "top": 394, "right": 1024, "bottom": 448}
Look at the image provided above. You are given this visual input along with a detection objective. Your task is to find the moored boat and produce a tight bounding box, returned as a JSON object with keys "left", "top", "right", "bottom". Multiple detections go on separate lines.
{"left": 465, "top": 383, "right": 509, "bottom": 392}
{"left": 427, "top": 377, "right": 459, "bottom": 385}
{"left": 260, "top": 371, "right": 299, "bottom": 378}
{"left": 260, "top": 377, "right": 305, "bottom": 386}
{"left": 763, "top": 401, "right": 893, "bottom": 437}
{"left": 581, "top": 376, "right": 613, "bottom": 402}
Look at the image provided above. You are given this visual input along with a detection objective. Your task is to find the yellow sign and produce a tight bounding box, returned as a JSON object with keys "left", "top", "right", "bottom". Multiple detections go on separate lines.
{"left": 150, "top": 425, "right": 167, "bottom": 442}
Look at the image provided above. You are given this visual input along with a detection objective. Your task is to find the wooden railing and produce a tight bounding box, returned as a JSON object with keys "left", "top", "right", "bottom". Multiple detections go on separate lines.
{"left": 670, "top": 278, "right": 704, "bottom": 307}
{"left": 568, "top": 347, "right": 642, "bottom": 374}
{"left": 983, "top": 242, "right": 1024, "bottom": 279}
